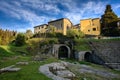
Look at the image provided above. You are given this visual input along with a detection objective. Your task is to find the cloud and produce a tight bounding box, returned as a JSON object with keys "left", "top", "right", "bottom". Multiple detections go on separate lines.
{"left": 62, "top": 1, "right": 108, "bottom": 24}
{"left": 0, "top": 0, "right": 119, "bottom": 32}
{"left": 0, "top": 0, "right": 56, "bottom": 32}
{"left": 20, "top": 0, "right": 60, "bottom": 14}
{"left": 113, "top": 4, "right": 120, "bottom": 17}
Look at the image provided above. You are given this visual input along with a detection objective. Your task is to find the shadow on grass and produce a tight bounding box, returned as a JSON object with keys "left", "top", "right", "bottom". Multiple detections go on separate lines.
{"left": 0, "top": 47, "right": 12, "bottom": 57}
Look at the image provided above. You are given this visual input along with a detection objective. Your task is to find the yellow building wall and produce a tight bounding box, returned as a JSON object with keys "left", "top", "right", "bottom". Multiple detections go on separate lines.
{"left": 48, "top": 18, "right": 72, "bottom": 35}
{"left": 34, "top": 25, "right": 48, "bottom": 33}
{"left": 63, "top": 19, "right": 72, "bottom": 35}
{"left": 80, "top": 18, "right": 100, "bottom": 36}
{"left": 80, "top": 19, "right": 92, "bottom": 31}
{"left": 92, "top": 19, "right": 100, "bottom": 31}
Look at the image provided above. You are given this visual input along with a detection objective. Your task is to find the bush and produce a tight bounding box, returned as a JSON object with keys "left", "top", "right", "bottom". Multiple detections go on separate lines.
{"left": 39, "top": 40, "right": 49, "bottom": 48}
{"left": 48, "top": 38, "right": 58, "bottom": 44}
{"left": 25, "top": 30, "right": 33, "bottom": 39}
{"left": 67, "top": 29, "right": 85, "bottom": 39}
{"left": 15, "top": 33, "right": 26, "bottom": 46}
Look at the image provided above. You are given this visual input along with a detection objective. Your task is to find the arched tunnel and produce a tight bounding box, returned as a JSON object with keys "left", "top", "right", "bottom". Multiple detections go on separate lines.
{"left": 84, "top": 52, "right": 93, "bottom": 62}
{"left": 84, "top": 51, "right": 105, "bottom": 64}
{"left": 58, "top": 46, "right": 69, "bottom": 59}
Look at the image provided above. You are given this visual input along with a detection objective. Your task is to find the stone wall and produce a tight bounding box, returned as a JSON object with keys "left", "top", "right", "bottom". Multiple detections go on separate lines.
{"left": 75, "top": 51, "right": 104, "bottom": 64}
{"left": 52, "top": 44, "right": 71, "bottom": 58}
{"left": 48, "top": 18, "right": 73, "bottom": 35}
{"left": 89, "top": 41, "right": 120, "bottom": 70}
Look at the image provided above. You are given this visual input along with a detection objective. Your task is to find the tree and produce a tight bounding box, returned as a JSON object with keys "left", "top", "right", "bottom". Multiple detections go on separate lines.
{"left": 67, "top": 29, "right": 85, "bottom": 39}
{"left": 15, "top": 33, "right": 26, "bottom": 46}
{"left": 101, "top": 4, "right": 119, "bottom": 36}
{"left": 0, "top": 29, "right": 16, "bottom": 45}
{"left": 25, "top": 29, "right": 33, "bottom": 39}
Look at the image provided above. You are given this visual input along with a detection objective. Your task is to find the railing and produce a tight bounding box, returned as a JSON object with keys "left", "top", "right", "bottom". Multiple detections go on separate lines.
{"left": 101, "top": 37, "right": 120, "bottom": 39}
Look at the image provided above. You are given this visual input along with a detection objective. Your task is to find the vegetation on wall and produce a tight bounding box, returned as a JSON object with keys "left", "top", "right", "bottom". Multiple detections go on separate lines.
{"left": 101, "top": 4, "right": 120, "bottom": 36}
{"left": 73, "top": 39, "right": 91, "bottom": 51}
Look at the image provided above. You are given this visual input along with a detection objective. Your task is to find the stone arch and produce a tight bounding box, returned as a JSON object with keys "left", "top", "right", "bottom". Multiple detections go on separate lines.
{"left": 76, "top": 51, "right": 104, "bottom": 64}
{"left": 75, "top": 51, "right": 92, "bottom": 61}
{"left": 52, "top": 44, "right": 71, "bottom": 58}
{"left": 84, "top": 52, "right": 92, "bottom": 62}
{"left": 58, "top": 45, "right": 70, "bottom": 58}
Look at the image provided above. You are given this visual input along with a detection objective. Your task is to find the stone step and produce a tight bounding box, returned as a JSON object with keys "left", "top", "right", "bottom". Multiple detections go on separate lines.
{"left": 0, "top": 65, "right": 21, "bottom": 73}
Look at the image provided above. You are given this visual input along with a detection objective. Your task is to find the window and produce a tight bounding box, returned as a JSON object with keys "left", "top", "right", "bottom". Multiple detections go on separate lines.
{"left": 61, "top": 23, "right": 62, "bottom": 27}
{"left": 88, "top": 30, "right": 90, "bottom": 32}
{"left": 60, "top": 23, "right": 62, "bottom": 29}
{"left": 67, "top": 25, "right": 69, "bottom": 29}
{"left": 45, "top": 26, "right": 47, "bottom": 29}
{"left": 93, "top": 28, "right": 96, "bottom": 31}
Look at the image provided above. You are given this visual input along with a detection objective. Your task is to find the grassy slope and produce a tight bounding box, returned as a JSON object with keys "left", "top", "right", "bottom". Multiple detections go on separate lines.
{"left": 74, "top": 39, "right": 91, "bottom": 51}
{"left": 0, "top": 38, "right": 56, "bottom": 80}
{"left": 0, "top": 45, "right": 57, "bottom": 80}
{"left": 0, "top": 38, "right": 120, "bottom": 80}
{"left": 0, "top": 57, "right": 57, "bottom": 80}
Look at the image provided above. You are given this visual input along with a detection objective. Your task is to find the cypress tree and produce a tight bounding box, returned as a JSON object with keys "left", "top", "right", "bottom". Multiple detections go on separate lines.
{"left": 101, "top": 4, "right": 119, "bottom": 36}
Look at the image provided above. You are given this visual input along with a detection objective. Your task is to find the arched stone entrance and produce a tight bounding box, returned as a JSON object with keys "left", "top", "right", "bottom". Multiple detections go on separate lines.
{"left": 75, "top": 51, "right": 105, "bottom": 64}
{"left": 84, "top": 52, "right": 92, "bottom": 62}
{"left": 52, "top": 44, "right": 71, "bottom": 58}
{"left": 58, "top": 46, "right": 68, "bottom": 58}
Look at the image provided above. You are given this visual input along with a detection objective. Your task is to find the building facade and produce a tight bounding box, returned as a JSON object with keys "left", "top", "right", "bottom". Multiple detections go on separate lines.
{"left": 80, "top": 18, "right": 100, "bottom": 36}
{"left": 117, "top": 19, "right": 120, "bottom": 29}
{"left": 34, "top": 24, "right": 48, "bottom": 34}
{"left": 48, "top": 18, "right": 73, "bottom": 35}
{"left": 73, "top": 24, "right": 80, "bottom": 30}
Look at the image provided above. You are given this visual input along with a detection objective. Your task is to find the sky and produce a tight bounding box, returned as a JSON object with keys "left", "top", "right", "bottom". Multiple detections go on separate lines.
{"left": 0, "top": 0, "right": 120, "bottom": 32}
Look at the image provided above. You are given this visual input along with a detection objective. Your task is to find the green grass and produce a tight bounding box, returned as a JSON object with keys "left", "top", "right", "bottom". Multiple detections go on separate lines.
{"left": 0, "top": 37, "right": 120, "bottom": 80}
{"left": 0, "top": 56, "right": 58, "bottom": 80}
{"left": 0, "top": 42, "right": 58, "bottom": 80}
{"left": 0, "top": 56, "right": 30, "bottom": 68}
{"left": 0, "top": 46, "right": 11, "bottom": 56}
{"left": 86, "top": 38, "right": 120, "bottom": 42}
{"left": 74, "top": 39, "right": 91, "bottom": 51}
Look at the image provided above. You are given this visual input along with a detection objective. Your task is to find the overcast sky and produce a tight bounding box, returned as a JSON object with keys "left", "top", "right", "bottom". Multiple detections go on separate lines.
{"left": 0, "top": 0, "right": 120, "bottom": 32}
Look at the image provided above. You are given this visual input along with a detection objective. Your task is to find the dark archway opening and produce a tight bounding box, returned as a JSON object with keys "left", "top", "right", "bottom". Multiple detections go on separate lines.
{"left": 84, "top": 52, "right": 92, "bottom": 62}
{"left": 58, "top": 46, "right": 68, "bottom": 59}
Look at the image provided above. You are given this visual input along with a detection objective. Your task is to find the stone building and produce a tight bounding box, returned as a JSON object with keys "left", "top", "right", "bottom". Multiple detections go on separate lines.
{"left": 48, "top": 18, "right": 73, "bottom": 35}
{"left": 34, "top": 24, "right": 48, "bottom": 34}
{"left": 80, "top": 18, "right": 100, "bottom": 36}
{"left": 73, "top": 24, "right": 80, "bottom": 30}
{"left": 117, "top": 19, "right": 120, "bottom": 29}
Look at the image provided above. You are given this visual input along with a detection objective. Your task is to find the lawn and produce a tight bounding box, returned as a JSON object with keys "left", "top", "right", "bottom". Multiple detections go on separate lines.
{"left": 0, "top": 44, "right": 58, "bottom": 80}
{"left": 74, "top": 39, "right": 91, "bottom": 51}
{"left": 0, "top": 38, "right": 120, "bottom": 80}
{"left": 0, "top": 56, "right": 58, "bottom": 80}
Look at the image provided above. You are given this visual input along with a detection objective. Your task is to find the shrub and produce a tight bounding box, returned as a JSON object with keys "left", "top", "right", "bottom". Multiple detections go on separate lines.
{"left": 15, "top": 33, "right": 26, "bottom": 46}
{"left": 67, "top": 29, "right": 85, "bottom": 39}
